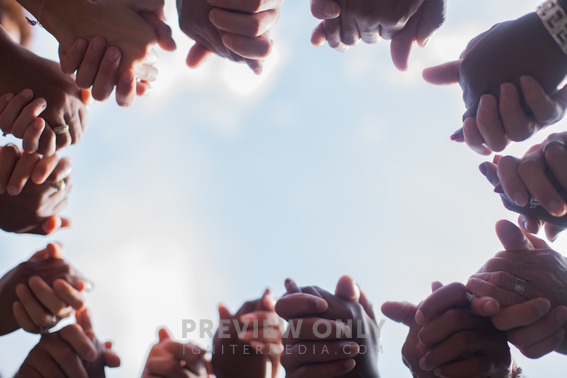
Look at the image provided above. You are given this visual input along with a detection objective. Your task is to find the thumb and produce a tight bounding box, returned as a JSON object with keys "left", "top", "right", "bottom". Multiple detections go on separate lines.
{"left": 422, "top": 60, "right": 461, "bottom": 85}
{"left": 186, "top": 43, "right": 212, "bottom": 68}
{"left": 416, "top": 0, "right": 447, "bottom": 47}
{"left": 335, "top": 275, "right": 360, "bottom": 302}
{"left": 103, "top": 341, "right": 121, "bottom": 368}
{"left": 381, "top": 301, "right": 417, "bottom": 327}
{"left": 310, "top": 0, "right": 340, "bottom": 20}
{"left": 495, "top": 219, "right": 536, "bottom": 251}
{"left": 158, "top": 327, "right": 171, "bottom": 342}
{"left": 218, "top": 303, "right": 232, "bottom": 320}
{"left": 544, "top": 222, "right": 566, "bottom": 242}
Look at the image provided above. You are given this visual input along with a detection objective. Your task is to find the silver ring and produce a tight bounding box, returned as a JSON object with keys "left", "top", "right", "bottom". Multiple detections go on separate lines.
{"left": 51, "top": 180, "right": 65, "bottom": 192}
{"left": 543, "top": 140, "right": 567, "bottom": 157}
{"left": 53, "top": 125, "right": 69, "bottom": 135}
{"left": 466, "top": 291, "right": 474, "bottom": 303}
{"left": 39, "top": 314, "right": 57, "bottom": 334}
{"left": 513, "top": 278, "right": 527, "bottom": 296}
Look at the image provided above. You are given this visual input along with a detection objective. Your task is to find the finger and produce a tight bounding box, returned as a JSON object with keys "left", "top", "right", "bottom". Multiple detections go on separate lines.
{"left": 433, "top": 354, "right": 509, "bottom": 378}
{"left": 0, "top": 143, "right": 20, "bottom": 193}
{"left": 499, "top": 83, "right": 536, "bottom": 142}
{"left": 288, "top": 358, "right": 356, "bottom": 377}
{"left": 53, "top": 279, "right": 86, "bottom": 310}
{"left": 359, "top": 288, "right": 376, "bottom": 320}
{"left": 22, "top": 118, "right": 45, "bottom": 154}
{"left": 133, "top": 64, "right": 158, "bottom": 83}
{"left": 0, "top": 92, "right": 15, "bottom": 114}
{"left": 284, "top": 341, "right": 358, "bottom": 366}
{"left": 422, "top": 60, "right": 461, "bottom": 85}
{"left": 26, "top": 349, "right": 69, "bottom": 378}
{"left": 493, "top": 299, "right": 553, "bottom": 332}
{"left": 11, "top": 98, "right": 47, "bottom": 139}
{"left": 37, "top": 127, "right": 56, "bottom": 156}
{"left": 476, "top": 94, "right": 507, "bottom": 152}
{"left": 522, "top": 75, "right": 564, "bottom": 125}
{"left": 339, "top": 12, "right": 361, "bottom": 46}
{"left": 7, "top": 152, "right": 40, "bottom": 195}
{"left": 218, "top": 303, "right": 232, "bottom": 320}
{"left": 163, "top": 342, "right": 206, "bottom": 373}
{"left": 0, "top": 89, "right": 34, "bottom": 134}
{"left": 309, "top": 0, "right": 341, "bottom": 19}
{"left": 13, "top": 300, "right": 39, "bottom": 333}
{"left": 469, "top": 296, "right": 500, "bottom": 317}
{"left": 334, "top": 275, "right": 360, "bottom": 302}
{"left": 285, "top": 278, "right": 302, "bottom": 294}
{"left": 60, "top": 39, "right": 88, "bottom": 74}
{"left": 146, "top": 356, "right": 191, "bottom": 377}
{"left": 519, "top": 327, "right": 565, "bottom": 359}
{"left": 58, "top": 324, "right": 97, "bottom": 362}
{"left": 222, "top": 32, "right": 273, "bottom": 59}
{"left": 158, "top": 327, "right": 172, "bottom": 342}
{"left": 469, "top": 271, "right": 517, "bottom": 292}
{"left": 418, "top": 308, "right": 490, "bottom": 346}
{"left": 75, "top": 37, "right": 106, "bottom": 89}
{"left": 91, "top": 47, "right": 121, "bottom": 102}
{"left": 479, "top": 161, "right": 500, "bottom": 188}
{"left": 415, "top": 282, "right": 469, "bottom": 325}
{"left": 186, "top": 43, "right": 213, "bottom": 68}
{"left": 103, "top": 342, "right": 121, "bottom": 367}
{"left": 466, "top": 278, "right": 525, "bottom": 307}
{"left": 275, "top": 294, "right": 328, "bottom": 320}
{"left": 46, "top": 156, "right": 72, "bottom": 183}
{"left": 210, "top": 8, "right": 278, "bottom": 38}
{"left": 544, "top": 222, "right": 566, "bottom": 242}
{"left": 136, "top": 80, "right": 152, "bottom": 97}
{"left": 30, "top": 153, "right": 59, "bottom": 184}
{"left": 311, "top": 22, "right": 327, "bottom": 47}
{"left": 115, "top": 70, "right": 136, "bottom": 107}
{"left": 16, "top": 283, "right": 55, "bottom": 329}
{"left": 495, "top": 219, "right": 537, "bottom": 251}
{"left": 208, "top": 0, "right": 283, "bottom": 13}
{"left": 463, "top": 117, "right": 491, "bottom": 156}
{"left": 76, "top": 307, "right": 95, "bottom": 339}
{"left": 416, "top": 0, "right": 446, "bottom": 47}
{"left": 390, "top": 11, "right": 420, "bottom": 72}
{"left": 519, "top": 214, "right": 543, "bottom": 235}
{"left": 323, "top": 17, "right": 344, "bottom": 51}
{"left": 28, "top": 276, "right": 73, "bottom": 317}
{"left": 140, "top": 11, "right": 176, "bottom": 52}
{"left": 497, "top": 155, "right": 530, "bottom": 207}
{"left": 285, "top": 318, "right": 351, "bottom": 343}
{"left": 381, "top": 301, "right": 417, "bottom": 327}
{"left": 544, "top": 136, "right": 567, "bottom": 192}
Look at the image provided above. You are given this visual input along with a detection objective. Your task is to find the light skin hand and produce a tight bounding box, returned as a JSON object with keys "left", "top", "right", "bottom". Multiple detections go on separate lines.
{"left": 0, "top": 91, "right": 46, "bottom": 153}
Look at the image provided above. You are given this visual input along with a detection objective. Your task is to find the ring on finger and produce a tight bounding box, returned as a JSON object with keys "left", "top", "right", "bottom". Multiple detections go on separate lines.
{"left": 513, "top": 278, "right": 527, "bottom": 296}
{"left": 543, "top": 140, "right": 567, "bottom": 157}
{"left": 39, "top": 314, "right": 57, "bottom": 334}
{"left": 52, "top": 125, "right": 69, "bottom": 135}
{"left": 51, "top": 180, "right": 65, "bottom": 192}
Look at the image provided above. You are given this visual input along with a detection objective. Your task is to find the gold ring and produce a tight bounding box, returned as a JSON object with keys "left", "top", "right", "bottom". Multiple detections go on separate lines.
{"left": 51, "top": 180, "right": 65, "bottom": 192}
{"left": 53, "top": 125, "right": 69, "bottom": 135}
{"left": 513, "top": 278, "right": 526, "bottom": 296}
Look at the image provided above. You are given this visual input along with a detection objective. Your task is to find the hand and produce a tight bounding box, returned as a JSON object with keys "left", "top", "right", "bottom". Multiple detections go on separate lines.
{"left": 0, "top": 90, "right": 46, "bottom": 154}
{"left": 142, "top": 328, "right": 207, "bottom": 378}
{"left": 59, "top": 32, "right": 175, "bottom": 103}
{"left": 177, "top": 0, "right": 282, "bottom": 74}
{"left": 0, "top": 144, "right": 72, "bottom": 234}
{"left": 0, "top": 243, "right": 87, "bottom": 336}
{"left": 466, "top": 219, "right": 567, "bottom": 356}
{"left": 275, "top": 276, "right": 379, "bottom": 378}
{"left": 423, "top": 14, "right": 567, "bottom": 154}
{"left": 310, "top": 0, "right": 446, "bottom": 71}
{"left": 407, "top": 282, "right": 512, "bottom": 377}
{"left": 0, "top": 27, "right": 88, "bottom": 154}
{"left": 212, "top": 289, "right": 282, "bottom": 378}
{"left": 15, "top": 308, "right": 120, "bottom": 378}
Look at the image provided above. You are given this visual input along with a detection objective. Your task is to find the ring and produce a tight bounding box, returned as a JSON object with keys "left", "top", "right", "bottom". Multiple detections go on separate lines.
{"left": 52, "top": 125, "right": 69, "bottom": 135}
{"left": 39, "top": 314, "right": 57, "bottom": 334}
{"left": 513, "top": 278, "right": 527, "bottom": 296}
{"left": 528, "top": 197, "right": 540, "bottom": 209}
{"left": 466, "top": 291, "right": 474, "bottom": 303}
{"left": 543, "top": 140, "right": 567, "bottom": 157}
{"left": 51, "top": 180, "right": 65, "bottom": 192}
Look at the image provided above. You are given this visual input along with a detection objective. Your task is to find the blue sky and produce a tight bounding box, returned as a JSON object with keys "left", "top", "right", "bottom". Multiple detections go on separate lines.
{"left": 2, "top": 0, "right": 567, "bottom": 376}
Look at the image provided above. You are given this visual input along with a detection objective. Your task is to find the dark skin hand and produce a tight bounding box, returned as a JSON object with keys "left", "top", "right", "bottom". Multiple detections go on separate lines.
{"left": 0, "top": 27, "right": 87, "bottom": 155}
{"left": 0, "top": 245, "right": 85, "bottom": 336}
{"left": 212, "top": 289, "right": 281, "bottom": 378}
{"left": 276, "top": 277, "right": 380, "bottom": 378}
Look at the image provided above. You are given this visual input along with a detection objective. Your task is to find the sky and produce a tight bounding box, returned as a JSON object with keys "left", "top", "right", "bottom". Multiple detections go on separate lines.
{"left": 1, "top": 0, "right": 567, "bottom": 376}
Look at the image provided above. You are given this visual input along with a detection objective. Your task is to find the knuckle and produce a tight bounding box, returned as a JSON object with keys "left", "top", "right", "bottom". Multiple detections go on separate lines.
{"left": 517, "top": 159, "right": 539, "bottom": 179}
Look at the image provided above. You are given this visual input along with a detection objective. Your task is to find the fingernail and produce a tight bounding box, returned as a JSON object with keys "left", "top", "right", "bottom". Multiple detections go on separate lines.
{"left": 415, "top": 310, "right": 426, "bottom": 324}
{"left": 7, "top": 185, "right": 18, "bottom": 195}
{"left": 493, "top": 155, "right": 502, "bottom": 164}
{"left": 285, "top": 278, "right": 292, "bottom": 284}
{"left": 511, "top": 192, "right": 528, "bottom": 207}
{"left": 483, "top": 300, "right": 499, "bottom": 315}
{"left": 419, "top": 357, "right": 430, "bottom": 370}
{"left": 523, "top": 221, "right": 530, "bottom": 232}
{"left": 223, "top": 35, "right": 233, "bottom": 48}
{"left": 92, "top": 39, "right": 103, "bottom": 52}
{"left": 500, "top": 83, "right": 513, "bottom": 99}
{"left": 122, "top": 71, "right": 134, "bottom": 84}
{"left": 209, "top": 9, "right": 216, "bottom": 23}
{"left": 22, "top": 89, "right": 33, "bottom": 99}
{"left": 478, "top": 163, "right": 487, "bottom": 177}
{"left": 32, "top": 172, "right": 43, "bottom": 183}
{"left": 335, "top": 43, "right": 349, "bottom": 53}
{"left": 556, "top": 308, "right": 567, "bottom": 323}
{"left": 4, "top": 93, "right": 14, "bottom": 102}
{"left": 37, "top": 98, "right": 46, "bottom": 108}
{"left": 480, "top": 95, "right": 494, "bottom": 110}
{"left": 315, "top": 298, "right": 327, "bottom": 312}
{"left": 548, "top": 200, "right": 567, "bottom": 217}
{"left": 76, "top": 40, "right": 87, "bottom": 52}
{"left": 449, "top": 130, "right": 464, "bottom": 142}
{"left": 107, "top": 48, "right": 120, "bottom": 62}
{"left": 433, "top": 368, "right": 443, "bottom": 377}
{"left": 537, "top": 299, "right": 551, "bottom": 315}
{"left": 324, "top": 2, "right": 340, "bottom": 18}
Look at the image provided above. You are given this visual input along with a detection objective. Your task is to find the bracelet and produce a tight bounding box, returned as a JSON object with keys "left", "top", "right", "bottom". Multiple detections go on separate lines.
{"left": 25, "top": 0, "right": 46, "bottom": 27}
{"left": 538, "top": 0, "right": 567, "bottom": 55}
